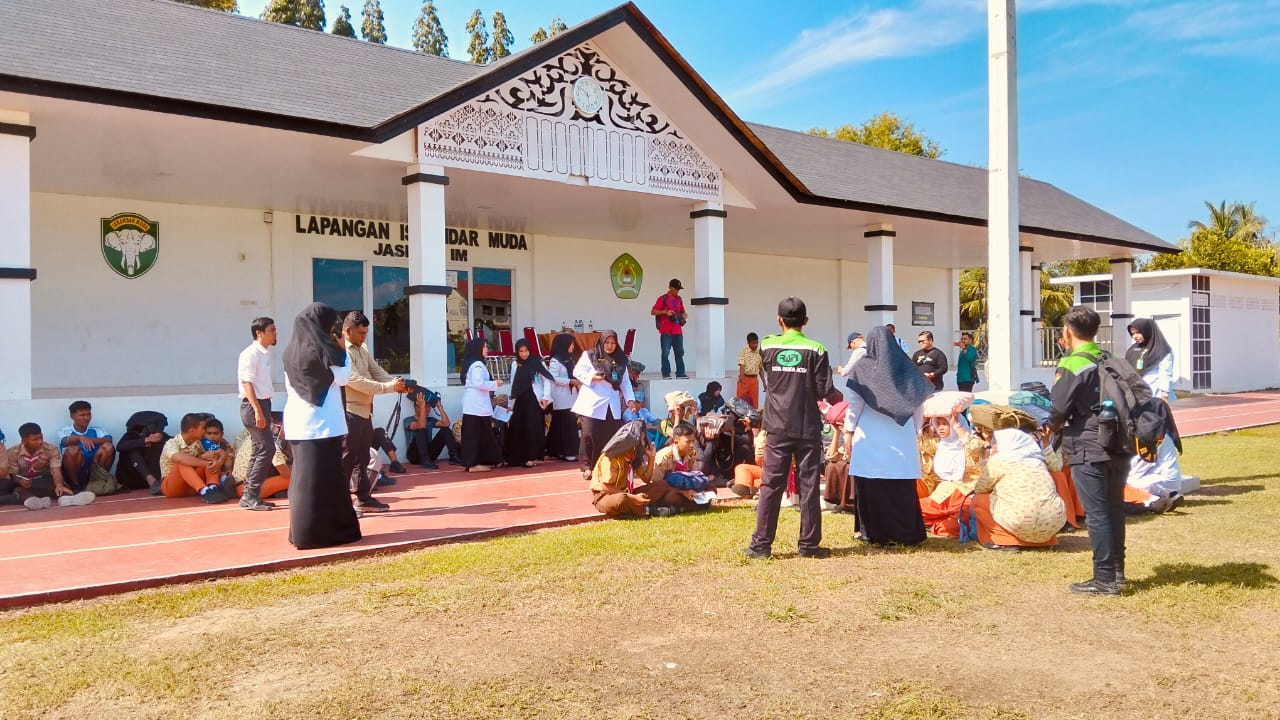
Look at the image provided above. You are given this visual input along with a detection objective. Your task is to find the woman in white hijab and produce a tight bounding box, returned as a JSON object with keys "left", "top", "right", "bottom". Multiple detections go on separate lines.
{"left": 971, "top": 428, "right": 1067, "bottom": 550}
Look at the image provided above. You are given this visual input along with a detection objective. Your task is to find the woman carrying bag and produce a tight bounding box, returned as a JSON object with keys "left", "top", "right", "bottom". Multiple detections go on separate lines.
{"left": 571, "top": 329, "right": 635, "bottom": 479}
{"left": 282, "top": 302, "right": 360, "bottom": 550}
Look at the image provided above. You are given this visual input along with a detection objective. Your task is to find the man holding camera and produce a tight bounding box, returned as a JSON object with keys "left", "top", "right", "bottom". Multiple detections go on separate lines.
{"left": 341, "top": 311, "right": 407, "bottom": 514}
{"left": 651, "top": 278, "right": 688, "bottom": 379}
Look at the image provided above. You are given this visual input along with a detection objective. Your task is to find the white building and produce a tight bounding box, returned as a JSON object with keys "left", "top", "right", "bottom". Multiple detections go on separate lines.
{"left": 0, "top": 0, "right": 1175, "bottom": 437}
{"left": 1053, "top": 268, "right": 1280, "bottom": 394}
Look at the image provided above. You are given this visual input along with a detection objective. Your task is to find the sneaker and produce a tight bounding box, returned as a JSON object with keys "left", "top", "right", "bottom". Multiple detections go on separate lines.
{"left": 24, "top": 496, "right": 47, "bottom": 511}
{"left": 198, "top": 485, "right": 230, "bottom": 504}
{"left": 798, "top": 546, "right": 832, "bottom": 559}
{"left": 389, "top": 461, "right": 407, "bottom": 474}
{"left": 448, "top": 457, "right": 464, "bottom": 466}
{"left": 1167, "top": 494, "right": 1186, "bottom": 513}
{"left": 649, "top": 505, "right": 680, "bottom": 518}
{"left": 356, "top": 496, "right": 390, "bottom": 513}
{"left": 57, "top": 491, "right": 96, "bottom": 507}
{"left": 0, "top": 492, "right": 21, "bottom": 506}
{"left": 419, "top": 460, "right": 438, "bottom": 470}
{"left": 1115, "top": 572, "right": 1128, "bottom": 591}
{"left": 730, "top": 484, "right": 754, "bottom": 498}
{"left": 149, "top": 477, "right": 163, "bottom": 496}
{"left": 238, "top": 494, "right": 274, "bottom": 511}
{"left": 1069, "top": 578, "right": 1121, "bottom": 596}
{"left": 563, "top": 455, "right": 577, "bottom": 462}
{"left": 741, "top": 547, "right": 771, "bottom": 560}
{"left": 662, "top": 375, "right": 672, "bottom": 380}
{"left": 1148, "top": 496, "right": 1173, "bottom": 514}
{"left": 675, "top": 374, "right": 690, "bottom": 379}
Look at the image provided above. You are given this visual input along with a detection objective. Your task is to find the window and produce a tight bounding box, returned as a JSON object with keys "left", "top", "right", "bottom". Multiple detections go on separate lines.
{"left": 313, "top": 259, "right": 410, "bottom": 374}
{"left": 1079, "top": 280, "right": 1112, "bottom": 319}
{"left": 1191, "top": 275, "right": 1211, "bottom": 390}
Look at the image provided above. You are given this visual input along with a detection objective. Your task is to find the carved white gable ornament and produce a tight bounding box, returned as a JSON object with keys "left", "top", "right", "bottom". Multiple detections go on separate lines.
{"left": 418, "top": 43, "right": 722, "bottom": 202}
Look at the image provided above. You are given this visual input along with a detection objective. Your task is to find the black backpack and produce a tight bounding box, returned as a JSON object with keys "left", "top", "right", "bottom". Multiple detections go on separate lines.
{"left": 1070, "top": 351, "right": 1171, "bottom": 462}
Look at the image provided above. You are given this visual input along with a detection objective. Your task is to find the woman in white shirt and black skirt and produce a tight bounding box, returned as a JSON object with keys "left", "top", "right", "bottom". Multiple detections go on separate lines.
{"left": 571, "top": 330, "right": 635, "bottom": 478}
{"left": 282, "top": 302, "right": 359, "bottom": 550}
{"left": 460, "top": 338, "right": 503, "bottom": 472}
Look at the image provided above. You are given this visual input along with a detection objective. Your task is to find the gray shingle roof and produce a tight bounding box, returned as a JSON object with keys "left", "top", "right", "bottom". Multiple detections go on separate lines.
{"left": 1, "top": 0, "right": 1172, "bottom": 252}
{"left": 747, "top": 123, "right": 1172, "bottom": 251}
{"left": 1, "top": 0, "right": 484, "bottom": 129}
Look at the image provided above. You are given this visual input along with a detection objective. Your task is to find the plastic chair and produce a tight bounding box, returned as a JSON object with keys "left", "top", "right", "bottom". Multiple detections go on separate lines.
{"left": 623, "top": 328, "right": 636, "bottom": 356}
{"left": 498, "top": 329, "right": 515, "bottom": 356}
{"left": 464, "top": 328, "right": 473, "bottom": 342}
{"left": 523, "top": 326, "right": 543, "bottom": 358}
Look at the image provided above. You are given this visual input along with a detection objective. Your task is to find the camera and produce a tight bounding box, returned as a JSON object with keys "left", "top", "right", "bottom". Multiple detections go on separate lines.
{"left": 403, "top": 378, "right": 440, "bottom": 406}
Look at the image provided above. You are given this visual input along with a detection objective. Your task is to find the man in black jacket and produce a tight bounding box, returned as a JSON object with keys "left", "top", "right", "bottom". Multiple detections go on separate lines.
{"left": 745, "top": 297, "right": 842, "bottom": 559}
{"left": 911, "top": 330, "right": 948, "bottom": 391}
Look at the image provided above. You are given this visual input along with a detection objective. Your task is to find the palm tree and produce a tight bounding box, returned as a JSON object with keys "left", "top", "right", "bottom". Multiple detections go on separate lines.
{"left": 958, "top": 266, "right": 1077, "bottom": 345}
{"left": 1188, "top": 200, "right": 1267, "bottom": 247}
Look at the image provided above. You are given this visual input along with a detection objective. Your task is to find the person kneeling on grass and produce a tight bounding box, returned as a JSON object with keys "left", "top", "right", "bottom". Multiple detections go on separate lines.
{"left": 589, "top": 421, "right": 686, "bottom": 519}
{"left": 971, "top": 428, "right": 1067, "bottom": 551}
{"left": 160, "top": 413, "right": 231, "bottom": 504}
{"left": 2, "top": 423, "right": 96, "bottom": 510}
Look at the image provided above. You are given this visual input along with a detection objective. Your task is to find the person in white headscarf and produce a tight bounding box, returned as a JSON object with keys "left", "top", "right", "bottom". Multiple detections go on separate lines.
{"left": 971, "top": 428, "right": 1067, "bottom": 550}
{"left": 917, "top": 413, "right": 985, "bottom": 538}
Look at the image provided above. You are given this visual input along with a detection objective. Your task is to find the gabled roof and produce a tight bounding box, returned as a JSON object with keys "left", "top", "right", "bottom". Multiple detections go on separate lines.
{"left": 0, "top": 0, "right": 1175, "bottom": 253}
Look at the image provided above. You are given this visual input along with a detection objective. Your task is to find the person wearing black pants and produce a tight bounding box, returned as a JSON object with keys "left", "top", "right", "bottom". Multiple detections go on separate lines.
{"left": 1050, "top": 305, "right": 1127, "bottom": 596}
{"left": 339, "top": 312, "right": 407, "bottom": 512}
{"left": 745, "top": 297, "right": 843, "bottom": 559}
{"left": 570, "top": 331, "right": 634, "bottom": 479}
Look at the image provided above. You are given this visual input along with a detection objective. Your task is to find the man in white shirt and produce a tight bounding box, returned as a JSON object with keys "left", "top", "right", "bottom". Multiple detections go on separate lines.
{"left": 237, "top": 317, "right": 278, "bottom": 511}
{"left": 341, "top": 311, "right": 407, "bottom": 513}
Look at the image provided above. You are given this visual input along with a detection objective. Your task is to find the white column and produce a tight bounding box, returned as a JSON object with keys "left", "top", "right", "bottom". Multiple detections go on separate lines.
{"left": 865, "top": 224, "right": 896, "bottom": 328}
{"left": 1030, "top": 262, "right": 1043, "bottom": 364}
{"left": 0, "top": 111, "right": 34, "bottom": 401}
{"left": 1111, "top": 257, "right": 1134, "bottom": 352}
{"left": 1020, "top": 246, "right": 1034, "bottom": 370}
{"left": 691, "top": 202, "right": 726, "bottom": 378}
{"left": 986, "top": 0, "right": 1021, "bottom": 393}
{"left": 405, "top": 163, "right": 448, "bottom": 388}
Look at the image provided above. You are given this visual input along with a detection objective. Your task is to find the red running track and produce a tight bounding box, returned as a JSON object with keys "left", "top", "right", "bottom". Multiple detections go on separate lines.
{"left": 2, "top": 391, "right": 1276, "bottom": 609}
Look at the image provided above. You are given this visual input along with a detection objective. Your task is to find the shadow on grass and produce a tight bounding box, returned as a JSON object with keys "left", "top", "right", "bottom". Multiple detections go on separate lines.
{"left": 1133, "top": 562, "right": 1278, "bottom": 591}
{"left": 1196, "top": 482, "right": 1268, "bottom": 497}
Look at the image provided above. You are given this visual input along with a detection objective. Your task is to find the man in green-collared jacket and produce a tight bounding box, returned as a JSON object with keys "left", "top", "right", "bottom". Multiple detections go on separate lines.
{"left": 1050, "top": 305, "right": 1126, "bottom": 596}
{"left": 745, "top": 297, "right": 842, "bottom": 560}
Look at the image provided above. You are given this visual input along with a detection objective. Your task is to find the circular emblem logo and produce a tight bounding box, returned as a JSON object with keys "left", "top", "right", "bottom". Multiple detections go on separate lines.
{"left": 777, "top": 350, "right": 802, "bottom": 367}
{"left": 101, "top": 212, "right": 159, "bottom": 279}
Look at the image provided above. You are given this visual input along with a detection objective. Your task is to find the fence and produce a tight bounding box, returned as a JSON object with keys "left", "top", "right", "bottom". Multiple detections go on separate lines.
{"left": 955, "top": 326, "right": 1115, "bottom": 368}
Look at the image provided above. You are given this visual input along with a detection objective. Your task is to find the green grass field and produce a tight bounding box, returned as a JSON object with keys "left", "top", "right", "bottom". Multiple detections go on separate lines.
{"left": 3, "top": 427, "right": 1278, "bottom": 719}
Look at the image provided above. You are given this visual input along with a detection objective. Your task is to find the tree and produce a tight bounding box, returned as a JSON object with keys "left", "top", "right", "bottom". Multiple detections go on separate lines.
{"left": 1143, "top": 200, "right": 1278, "bottom": 276}
{"left": 1041, "top": 257, "right": 1111, "bottom": 278}
{"left": 331, "top": 4, "right": 356, "bottom": 37}
{"left": 261, "top": 0, "right": 326, "bottom": 30}
{"left": 530, "top": 26, "right": 548, "bottom": 44}
{"left": 412, "top": 1, "right": 448, "bottom": 56}
{"left": 465, "top": 9, "right": 490, "bottom": 64}
{"left": 548, "top": 16, "right": 567, "bottom": 36}
{"left": 490, "top": 10, "right": 514, "bottom": 61}
{"left": 958, "top": 266, "right": 1076, "bottom": 342}
{"left": 808, "top": 112, "right": 943, "bottom": 158}
{"left": 361, "top": 0, "right": 387, "bottom": 43}
{"left": 172, "top": 0, "right": 238, "bottom": 10}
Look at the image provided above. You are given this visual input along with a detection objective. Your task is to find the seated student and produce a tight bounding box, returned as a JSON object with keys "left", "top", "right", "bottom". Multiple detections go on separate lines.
{"left": 589, "top": 432, "right": 661, "bottom": 519}
{"left": 972, "top": 428, "right": 1068, "bottom": 550}
{"left": 916, "top": 413, "right": 986, "bottom": 538}
{"left": 698, "top": 381, "right": 725, "bottom": 415}
{"left": 115, "top": 412, "right": 170, "bottom": 495}
{"left": 695, "top": 413, "right": 750, "bottom": 486}
{"left": 627, "top": 361, "right": 647, "bottom": 406}
{"left": 201, "top": 418, "right": 237, "bottom": 492}
{"left": 1039, "top": 425, "right": 1083, "bottom": 530}
{"left": 159, "top": 413, "right": 231, "bottom": 504}
{"left": 1123, "top": 434, "right": 1184, "bottom": 515}
{"left": 231, "top": 420, "right": 291, "bottom": 501}
{"left": 657, "top": 390, "right": 697, "bottom": 448}
{"left": 732, "top": 425, "right": 768, "bottom": 499}
{"left": 404, "top": 386, "right": 461, "bottom": 469}
{"left": 4, "top": 423, "right": 95, "bottom": 510}
{"left": 623, "top": 400, "right": 662, "bottom": 448}
{"left": 58, "top": 400, "right": 115, "bottom": 493}
{"left": 649, "top": 424, "right": 709, "bottom": 516}
{"left": 821, "top": 401, "right": 853, "bottom": 511}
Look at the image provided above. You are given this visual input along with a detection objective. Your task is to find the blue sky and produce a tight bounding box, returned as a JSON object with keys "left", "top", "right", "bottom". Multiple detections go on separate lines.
{"left": 238, "top": 0, "right": 1280, "bottom": 244}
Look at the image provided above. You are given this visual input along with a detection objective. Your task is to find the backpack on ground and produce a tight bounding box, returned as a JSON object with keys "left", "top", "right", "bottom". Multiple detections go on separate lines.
{"left": 86, "top": 464, "right": 123, "bottom": 496}
{"left": 1070, "top": 350, "right": 1168, "bottom": 462}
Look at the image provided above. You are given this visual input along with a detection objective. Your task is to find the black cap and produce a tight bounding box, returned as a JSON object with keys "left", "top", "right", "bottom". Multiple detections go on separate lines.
{"left": 778, "top": 296, "right": 807, "bottom": 322}
{"left": 668, "top": 278, "right": 683, "bottom": 290}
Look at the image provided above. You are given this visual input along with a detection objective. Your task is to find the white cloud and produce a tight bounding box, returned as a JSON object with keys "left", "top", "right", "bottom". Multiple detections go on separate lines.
{"left": 1124, "top": 1, "right": 1280, "bottom": 47}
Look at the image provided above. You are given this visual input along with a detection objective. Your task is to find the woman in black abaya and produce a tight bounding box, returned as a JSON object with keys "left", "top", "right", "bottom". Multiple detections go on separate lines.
{"left": 845, "top": 326, "right": 935, "bottom": 546}
{"left": 282, "top": 302, "right": 360, "bottom": 550}
{"left": 505, "top": 339, "right": 560, "bottom": 468}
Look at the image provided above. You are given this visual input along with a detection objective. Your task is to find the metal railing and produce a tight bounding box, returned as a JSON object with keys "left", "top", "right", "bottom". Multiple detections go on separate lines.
{"left": 1034, "top": 325, "right": 1114, "bottom": 366}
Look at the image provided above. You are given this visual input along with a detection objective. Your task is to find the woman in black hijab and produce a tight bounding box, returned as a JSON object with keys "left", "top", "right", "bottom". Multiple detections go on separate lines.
{"left": 569, "top": 329, "right": 635, "bottom": 478}
{"left": 282, "top": 302, "right": 360, "bottom": 550}
{"left": 544, "top": 333, "right": 581, "bottom": 462}
{"left": 505, "top": 338, "right": 558, "bottom": 468}
{"left": 845, "top": 326, "right": 934, "bottom": 546}
{"left": 460, "top": 337, "right": 503, "bottom": 472}
{"left": 1125, "top": 318, "right": 1175, "bottom": 400}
